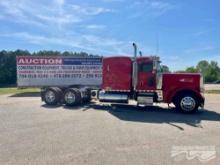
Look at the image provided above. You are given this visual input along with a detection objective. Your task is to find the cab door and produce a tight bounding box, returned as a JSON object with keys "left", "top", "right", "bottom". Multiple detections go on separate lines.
{"left": 136, "top": 60, "right": 156, "bottom": 91}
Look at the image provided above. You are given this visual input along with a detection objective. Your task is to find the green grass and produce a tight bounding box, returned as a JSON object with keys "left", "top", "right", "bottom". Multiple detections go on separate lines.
{"left": 205, "top": 90, "right": 220, "bottom": 94}
{"left": 0, "top": 87, "right": 40, "bottom": 95}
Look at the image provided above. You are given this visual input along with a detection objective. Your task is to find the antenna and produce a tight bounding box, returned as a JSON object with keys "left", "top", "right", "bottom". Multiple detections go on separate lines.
{"left": 139, "top": 51, "right": 142, "bottom": 57}
{"left": 156, "top": 32, "right": 160, "bottom": 56}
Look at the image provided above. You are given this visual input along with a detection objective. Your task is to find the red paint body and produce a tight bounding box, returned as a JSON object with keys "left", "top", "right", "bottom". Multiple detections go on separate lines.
{"left": 102, "top": 57, "right": 132, "bottom": 91}
{"left": 162, "top": 73, "right": 202, "bottom": 103}
{"left": 136, "top": 57, "right": 156, "bottom": 91}
{"left": 102, "top": 56, "right": 204, "bottom": 104}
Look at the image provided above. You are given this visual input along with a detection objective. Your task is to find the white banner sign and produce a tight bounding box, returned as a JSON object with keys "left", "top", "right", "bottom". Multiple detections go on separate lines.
{"left": 16, "top": 56, "right": 102, "bottom": 87}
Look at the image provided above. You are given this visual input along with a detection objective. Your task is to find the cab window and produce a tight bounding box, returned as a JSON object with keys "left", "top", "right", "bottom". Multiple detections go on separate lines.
{"left": 138, "top": 62, "right": 153, "bottom": 72}
{"left": 156, "top": 61, "right": 163, "bottom": 73}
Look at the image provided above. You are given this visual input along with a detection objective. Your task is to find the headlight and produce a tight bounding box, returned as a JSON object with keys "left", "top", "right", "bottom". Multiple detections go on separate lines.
{"left": 200, "top": 75, "right": 205, "bottom": 93}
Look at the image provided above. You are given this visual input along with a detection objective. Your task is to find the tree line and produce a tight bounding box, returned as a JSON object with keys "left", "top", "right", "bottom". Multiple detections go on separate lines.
{"left": 0, "top": 50, "right": 219, "bottom": 86}
{"left": 0, "top": 50, "right": 99, "bottom": 85}
{"left": 176, "top": 60, "right": 220, "bottom": 83}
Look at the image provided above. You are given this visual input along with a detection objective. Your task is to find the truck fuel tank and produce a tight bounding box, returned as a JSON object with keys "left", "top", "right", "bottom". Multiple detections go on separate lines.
{"left": 98, "top": 90, "right": 128, "bottom": 103}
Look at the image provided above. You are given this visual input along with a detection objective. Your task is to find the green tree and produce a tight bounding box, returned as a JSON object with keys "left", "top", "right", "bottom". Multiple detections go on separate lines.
{"left": 196, "top": 60, "right": 209, "bottom": 73}
{"left": 161, "top": 65, "right": 170, "bottom": 73}
{"left": 186, "top": 66, "right": 198, "bottom": 73}
{"left": 204, "top": 61, "right": 220, "bottom": 82}
{"left": 195, "top": 60, "right": 220, "bottom": 83}
{"left": 177, "top": 60, "right": 220, "bottom": 83}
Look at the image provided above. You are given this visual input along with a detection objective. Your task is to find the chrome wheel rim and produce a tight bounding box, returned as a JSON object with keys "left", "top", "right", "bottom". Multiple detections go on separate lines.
{"left": 180, "top": 96, "right": 196, "bottom": 111}
{"left": 45, "top": 90, "right": 56, "bottom": 103}
{"left": 65, "top": 91, "right": 76, "bottom": 104}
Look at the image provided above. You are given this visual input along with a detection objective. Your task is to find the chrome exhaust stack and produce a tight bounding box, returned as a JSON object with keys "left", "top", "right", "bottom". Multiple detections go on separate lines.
{"left": 133, "top": 43, "right": 137, "bottom": 58}
{"left": 132, "top": 43, "right": 138, "bottom": 91}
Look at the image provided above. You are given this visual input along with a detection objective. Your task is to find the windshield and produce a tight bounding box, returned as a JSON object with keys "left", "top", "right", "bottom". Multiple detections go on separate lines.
{"left": 156, "top": 61, "right": 163, "bottom": 73}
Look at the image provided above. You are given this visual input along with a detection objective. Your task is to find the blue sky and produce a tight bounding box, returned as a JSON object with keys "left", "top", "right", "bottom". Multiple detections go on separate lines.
{"left": 0, "top": 0, "right": 219, "bottom": 70}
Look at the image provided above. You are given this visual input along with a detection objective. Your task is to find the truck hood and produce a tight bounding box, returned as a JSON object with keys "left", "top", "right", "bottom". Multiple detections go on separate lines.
{"left": 163, "top": 73, "right": 201, "bottom": 83}
{"left": 162, "top": 73, "right": 201, "bottom": 89}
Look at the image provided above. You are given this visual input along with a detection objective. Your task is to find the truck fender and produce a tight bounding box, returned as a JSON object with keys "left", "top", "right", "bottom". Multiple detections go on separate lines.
{"left": 168, "top": 88, "right": 204, "bottom": 105}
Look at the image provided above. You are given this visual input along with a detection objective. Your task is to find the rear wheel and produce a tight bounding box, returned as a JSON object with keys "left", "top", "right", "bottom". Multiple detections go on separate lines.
{"left": 64, "top": 88, "right": 81, "bottom": 106}
{"left": 174, "top": 93, "right": 199, "bottom": 113}
{"left": 83, "top": 89, "right": 91, "bottom": 103}
{"left": 44, "top": 87, "right": 62, "bottom": 105}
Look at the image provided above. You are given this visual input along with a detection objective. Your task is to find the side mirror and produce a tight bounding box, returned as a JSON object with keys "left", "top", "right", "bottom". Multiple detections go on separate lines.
{"left": 153, "top": 61, "right": 157, "bottom": 71}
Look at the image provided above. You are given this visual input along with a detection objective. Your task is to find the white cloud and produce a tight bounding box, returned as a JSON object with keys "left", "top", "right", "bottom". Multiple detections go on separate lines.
{"left": 129, "top": 0, "right": 177, "bottom": 17}
{"left": 0, "top": 0, "right": 45, "bottom": 26}
{"left": 0, "top": 0, "right": 112, "bottom": 28}
{"left": 185, "top": 46, "right": 215, "bottom": 54}
{"left": 54, "top": 0, "right": 65, "bottom": 6}
{"left": 85, "top": 24, "right": 106, "bottom": 30}
{"left": 36, "top": 14, "right": 81, "bottom": 25}
{"left": 0, "top": 0, "right": 128, "bottom": 54}
{"left": 1, "top": 32, "right": 131, "bottom": 55}
{"left": 193, "top": 29, "right": 213, "bottom": 37}
{"left": 70, "top": 5, "right": 113, "bottom": 15}
{"left": 150, "top": 1, "right": 174, "bottom": 10}
{"left": 102, "top": 0, "right": 125, "bottom": 2}
{"left": 0, "top": 0, "right": 157, "bottom": 56}
{"left": 193, "top": 31, "right": 207, "bottom": 37}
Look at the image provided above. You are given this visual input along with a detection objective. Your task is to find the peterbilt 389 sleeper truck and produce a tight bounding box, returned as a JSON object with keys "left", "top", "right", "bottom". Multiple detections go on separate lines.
{"left": 16, "top": 44, "right": 205, "bottom": 113}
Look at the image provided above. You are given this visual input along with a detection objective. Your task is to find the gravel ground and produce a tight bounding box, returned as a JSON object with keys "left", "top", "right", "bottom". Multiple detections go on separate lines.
{"left": 0, "top": 93, "right": 220, "bottom": 165}
{"left": 205, "top": 84, "right": 220, "bottom": 90}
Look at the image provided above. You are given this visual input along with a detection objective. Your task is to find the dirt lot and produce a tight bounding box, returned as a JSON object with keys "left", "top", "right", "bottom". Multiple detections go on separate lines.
{"left": 205, "top": 84, "right": 220, "bottom": 90}
{"left": 0, "top": 93, "right": 220, "bottom": 165}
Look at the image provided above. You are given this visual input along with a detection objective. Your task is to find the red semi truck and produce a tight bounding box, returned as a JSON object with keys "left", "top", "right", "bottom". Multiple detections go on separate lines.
{"left": 16, "top": 43, "right": 205, "bottom": 113}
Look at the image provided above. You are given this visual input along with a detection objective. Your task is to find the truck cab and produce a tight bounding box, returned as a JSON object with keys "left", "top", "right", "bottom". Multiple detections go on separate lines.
{"left": 100, "top": 54, "right": 204, "bottom": 113}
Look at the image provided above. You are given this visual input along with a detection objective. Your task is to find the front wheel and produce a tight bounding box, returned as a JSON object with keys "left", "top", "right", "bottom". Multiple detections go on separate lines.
{"left": 174, "top": 93, "right": 199, "bottom": 113}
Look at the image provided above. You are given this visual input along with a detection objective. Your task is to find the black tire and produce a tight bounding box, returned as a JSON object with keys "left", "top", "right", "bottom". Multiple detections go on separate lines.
{"left": 174, "top": 93, "right": 199, "bottom": 113}
{"left": 83, "top": 89, "right": 91, "bottom": 103}
{"left": 63, "top": 88, "right": 81, "bottom": 106}
{"left": 44, "top": 87, "right": 62, "bottom": 105}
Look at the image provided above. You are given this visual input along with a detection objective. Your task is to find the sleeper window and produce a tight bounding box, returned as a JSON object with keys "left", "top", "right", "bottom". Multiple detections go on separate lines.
{"left": 138, "top": 62, "right": 153, "bottom": 72}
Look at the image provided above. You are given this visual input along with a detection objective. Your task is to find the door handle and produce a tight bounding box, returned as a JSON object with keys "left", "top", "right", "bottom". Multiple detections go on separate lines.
{"left": 140, "top": 81, "right": 143, "bottom": 86}
{"left": 147, "top": 77, "right": 156, "bottom": 86}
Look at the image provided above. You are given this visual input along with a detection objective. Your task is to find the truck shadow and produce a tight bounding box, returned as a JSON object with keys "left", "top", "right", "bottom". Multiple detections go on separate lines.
{"left": 84, "top": 103, "right": 220, "bottom": 130}
{"left": 10, "top": 92, "right": 40, "bottom": 97}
